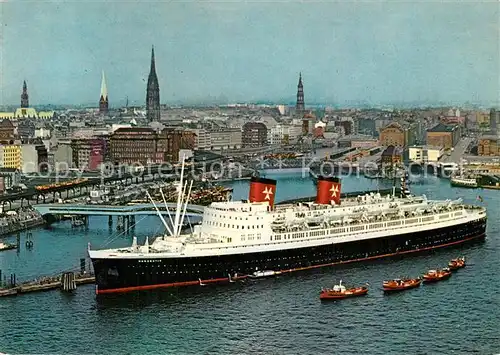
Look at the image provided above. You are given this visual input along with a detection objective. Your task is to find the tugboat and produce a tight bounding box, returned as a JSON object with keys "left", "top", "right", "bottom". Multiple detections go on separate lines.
{"left": 0, "top": 241, "right": 16, "bottom": 252}
{"left": 319, "top": 280, "right": 368, "bottom": 300}
{"left": 448, "top": 257, "right": 466, "bottom": 271}
{"left": 422, "top": 269, "right": 452, "bottom": 283}
{"left": 382, "top": 278, "right": 422, "bottom": 292}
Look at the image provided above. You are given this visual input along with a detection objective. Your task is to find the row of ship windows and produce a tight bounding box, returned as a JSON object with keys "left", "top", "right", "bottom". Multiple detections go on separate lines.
{"left": 130, "top": 236, "right": 465, "bottom": 274}
{"left": 241, "top": 235, "right": 261, "bottom": 241}
{"left": 205, "top": 220, "right": 264, "bottom": 229}
{"left": 200, "top": 215, "right": 468, "bottom": 251}
{"left": 206, "top": 213, "right": 263, "bottom": 221}
{"left": 129, "top": 226, "right": 477, "bottom": 268}
{"left": 131, "top": 228, "right": 475, "bottom": 270}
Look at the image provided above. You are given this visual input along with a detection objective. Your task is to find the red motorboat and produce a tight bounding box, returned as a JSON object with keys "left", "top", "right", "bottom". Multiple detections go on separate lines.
{"left": 423, "top": 269, "right": 452, "bottom": 283}
{"left": 382, "top": 278, "right": 422, "bottom": 292}
{"left": 448, "top": 257, "right": 466, "bottom": 271}
{"left": 320, "top": 280, "right": 368, "bottom": 300}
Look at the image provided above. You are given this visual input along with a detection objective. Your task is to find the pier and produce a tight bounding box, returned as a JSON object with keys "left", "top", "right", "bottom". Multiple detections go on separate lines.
{"left": 0, "top": 273, "right": 95, "bottom": 297}
{"left": 0, "top": 258, "right": 95, "bottom": 297}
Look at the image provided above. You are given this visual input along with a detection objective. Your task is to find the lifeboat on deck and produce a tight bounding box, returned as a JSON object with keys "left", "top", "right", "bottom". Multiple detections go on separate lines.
{"left": 448, "top": 257, "right": 466, "bottom": 271}
{"left": 423, "top": 269, "right": 452, "bottom": 283}
{"left": 319, "top": 280, "right": 368, "bottom": 300}
{"left": 382, "top": 278, "right": 422, "bottom": 292}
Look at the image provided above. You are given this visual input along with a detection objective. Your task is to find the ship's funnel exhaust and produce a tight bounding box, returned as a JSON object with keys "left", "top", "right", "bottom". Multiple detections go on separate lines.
{"left": 315, "top": 176, "right": 341, "bottom": 205}
{"left": 249, "top": 176, "right": 277, "bottom": 209}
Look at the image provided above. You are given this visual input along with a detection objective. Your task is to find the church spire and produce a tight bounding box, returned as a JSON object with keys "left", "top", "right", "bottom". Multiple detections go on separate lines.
{"left": 150, "top": 46, "right": 156, "bottom": 73}
{"left": 146, "top": 45, "right": 160, "bottom": 122}
{"left": 100, "top": 70, "right": 108, "bottom": 100}
{"left": 296, "top": 72, "right": 304, "bottom": 113}
{"left": 21, "top": 80, "right": 29, "bottom": 108}
{"left": 99, "top": 70, "right": 109, "bottom": 114}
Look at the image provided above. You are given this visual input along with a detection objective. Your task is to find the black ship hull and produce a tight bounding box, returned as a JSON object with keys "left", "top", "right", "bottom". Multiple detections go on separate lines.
{"left": 92, "top": 217, "right": 486, "bottom": 294}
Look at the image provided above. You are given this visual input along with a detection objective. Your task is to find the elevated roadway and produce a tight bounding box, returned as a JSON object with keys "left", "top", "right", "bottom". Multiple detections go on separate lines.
{"left": 33, "top": 203, "right": 205, "bottom": 218}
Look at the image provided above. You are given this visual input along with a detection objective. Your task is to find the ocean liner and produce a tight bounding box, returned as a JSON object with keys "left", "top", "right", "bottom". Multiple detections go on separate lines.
{"left": 88, "top": 161, "right": 487, "bottom": 295}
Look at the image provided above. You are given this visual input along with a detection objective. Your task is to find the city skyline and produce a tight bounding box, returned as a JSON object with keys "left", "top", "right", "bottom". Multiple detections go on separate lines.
{"left": 1, "top": 1, "right": 499, "bottom": 107}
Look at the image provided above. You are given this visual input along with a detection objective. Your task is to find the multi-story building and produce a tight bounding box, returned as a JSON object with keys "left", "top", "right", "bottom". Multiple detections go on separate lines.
{"left": 334, "top": 120, "right": 353, "bottom": 136}
{"left": 0, "top": 144, "right": 22, "bottom": 170}
{"left": 379, "top": 122, "right": 417, "bottom": 147}
{"left": 490, "top": 108, "right": 500, "bottom": 134}
{"left": 269, "top": 124, "right": 286, "bottom": 146}
{"left": 380, "top": 145, "right": 403, "bottom": 166}
{"left": 189, "top": 129, "right": 210, "bottom": 150}
{"left": 242, "top": 122, "right": 267, "bottom": 147}
{"left": 205, "top": 129, "right": 241, "bottom": 150}
{"left": 156, "top": 128, "right": 196, "bottom": 163}
{"left": 283, "top": 124, "right": 303, "bottom": 144}
{"left": 338, "top": 135, "right": 379, "bottom": 149}
{"left": 478, "top": 135, "right": 500, "bottom": 156}
{"left": 0, "top": 120, "right": 15, "bottom": 143}
{"left": 20, "top": 143, "right": 48, "bottom": 173}
{"left": 302, "top": 112, "right": 315, "bottom": 135}
{"left": 71, "top": 138, "right": 107, "bottom": 170}
{"left": 35, "top": 128, "right": 51, "bottom": 139}
{"left": 358, "top": 117, "right": 377, "bottom": 136}
{"left": 426, "top": 123, "right": 460, "bottom": 149}
{"left": 0, "top": 168, "right": 20, "bottom": 190}
{"left": 51, "top": 141, "right": 73, "bottom": 171}
{"left": 110, "top": 127, "right": 196, "bottom": 165}
{"left": 110, "top": 128, "right": 159, "bottom": 165}
{"left": 267, "top": 124, "right": 303, "bottom": 145}
{"left": 17, "top": 120, "right": 36, "bottom": 139}
{"left": 408, "top": 146, "right": 444, "bottom": 163}
{"left": 476, "top": 112, "right": 490, "bottom": 128}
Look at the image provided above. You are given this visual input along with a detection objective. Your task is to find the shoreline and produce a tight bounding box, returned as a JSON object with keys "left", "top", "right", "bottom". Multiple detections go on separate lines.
{"left": 0, "top": 217, "right": 46, "bottom": 238}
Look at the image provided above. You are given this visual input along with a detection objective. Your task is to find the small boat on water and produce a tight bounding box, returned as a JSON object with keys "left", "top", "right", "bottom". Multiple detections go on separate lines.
{"left": 448, "top": 257, "right": 466, "bottom": 271}
{"left": 248, "top": 270, "right": 281, "bottom": 279}
{"left": 450, "top": 176, "right": 478, "bottom": 189}
{"left": 382, "top": 278, "right": 422, "bottom": 292}
{"left": 423, "top": 269, "right": 452, "bottom": 283}
{"left": 319, "top": 280, "right": 368, "bottom": 300}
{"left": 0, "top": 242, "right": 16, "bottom": 252}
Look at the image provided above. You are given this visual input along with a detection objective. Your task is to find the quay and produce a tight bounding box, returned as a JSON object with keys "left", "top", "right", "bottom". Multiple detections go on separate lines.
{"left": 0, "top": 207, "right": 45, "bottom": 237}
{"left": 0, "top": 258, "right": 96, "bottom": 297}
{"left": 0, "top": 273, "right": 95, "bottom": 297}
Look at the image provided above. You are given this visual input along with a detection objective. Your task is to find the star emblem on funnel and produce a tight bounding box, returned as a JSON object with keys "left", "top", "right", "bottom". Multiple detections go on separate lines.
{"left": 330, "top": 184, "right": 339, "bottom": 197}
{"left": 263, "top": 187, "right": 273, "bottom": 200}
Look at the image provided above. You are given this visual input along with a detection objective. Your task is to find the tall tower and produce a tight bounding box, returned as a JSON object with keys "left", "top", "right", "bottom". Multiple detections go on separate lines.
{"left": 21, "top": 81, "right": 29, "bottom": 108}
{"left": 99, "top": 71, "right": 109, "bottom": 113}
{"left": 146, "top": 46, "right": 160, "bottom": 122}
{"left": 296, "top": 73, "right": 305, "bottom": 113}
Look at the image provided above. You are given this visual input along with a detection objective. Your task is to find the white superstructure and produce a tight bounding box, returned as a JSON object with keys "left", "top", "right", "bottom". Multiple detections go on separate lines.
{"left": 89, "top": 193, "right": 485, "bottom": 259}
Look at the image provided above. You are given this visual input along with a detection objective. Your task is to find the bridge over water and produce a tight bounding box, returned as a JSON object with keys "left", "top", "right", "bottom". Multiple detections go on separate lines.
{"left": 33, "top": 203, "right": 205, "bottom": 218}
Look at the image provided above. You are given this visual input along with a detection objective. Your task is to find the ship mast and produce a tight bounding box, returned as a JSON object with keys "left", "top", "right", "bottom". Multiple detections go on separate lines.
{"left": 159, "top": 187, "right": 175, "bottom": 230}
{"left": 173, "top": 158, "right": 186, "bottom": 233}
{"left": 177, "top": 180, "right": 193, "bottom": 236}
{"left": 146, "top": 190, "right": 173, "bottom": 236}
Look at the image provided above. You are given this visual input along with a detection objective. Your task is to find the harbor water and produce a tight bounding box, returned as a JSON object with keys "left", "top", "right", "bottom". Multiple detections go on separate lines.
{"left": 1, "top": 174, "right": 499, "bottom": 354}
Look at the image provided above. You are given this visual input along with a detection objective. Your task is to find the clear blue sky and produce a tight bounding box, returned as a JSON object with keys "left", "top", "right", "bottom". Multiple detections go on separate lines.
{"left": 1, "top": 0, "right": 499, "bottom": 107}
